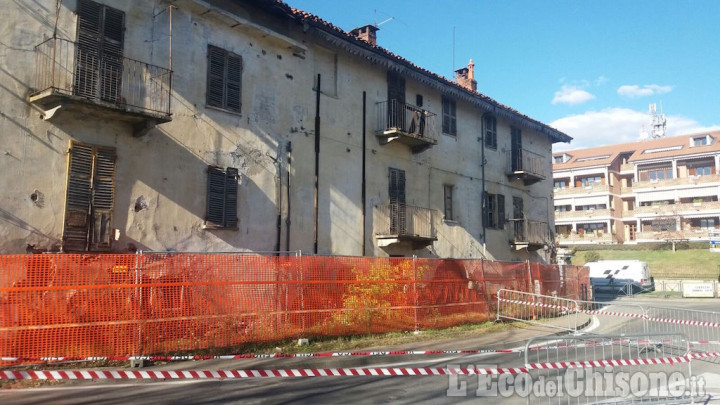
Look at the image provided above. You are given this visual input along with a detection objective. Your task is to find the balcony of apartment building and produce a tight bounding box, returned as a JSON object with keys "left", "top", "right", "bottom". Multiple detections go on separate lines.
{"left": 506, "top": 149, "right": 546, "bottom": 185}
{"left": 29, "top": 37, "right": 173, "bottom": 136}
{"left": 634, "top": 199, "right": 720, "bottom": 217}
{"left": 553, "top": 178, "right": 610, "bottom": 197}
{"left": 375, "top": 100, "right": 438, "bottom": 153}
{"left": 555, "top": 223, "right": 614, "bottom": 245}
{"left": 508, "top": 219, "right": 549, "bottom": 251}
{"left": 374, "top": 204, "right": 437, "bottom": 248}
{"left": 555, "top": 206, "right": 613, "bottom": 221}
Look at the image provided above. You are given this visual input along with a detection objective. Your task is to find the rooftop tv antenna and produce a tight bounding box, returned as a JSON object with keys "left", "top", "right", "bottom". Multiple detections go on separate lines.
{"left": 649, "top": 103, "right": 667, "bottom": 138}
{"left": 373, "top": 10, "right": 394, "bottom": 27}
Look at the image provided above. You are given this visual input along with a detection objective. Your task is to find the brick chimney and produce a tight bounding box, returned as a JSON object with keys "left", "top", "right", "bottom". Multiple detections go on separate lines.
{"left": 349, "top": 24, "right": 379, "bottom": 46}
{"left": 454, "top": 59, "right": 477, "bottom": 92}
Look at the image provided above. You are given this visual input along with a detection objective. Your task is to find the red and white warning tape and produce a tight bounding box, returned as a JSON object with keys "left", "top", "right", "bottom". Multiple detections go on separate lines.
{"left": 499, "top": 297, "right": 720, "bottom": 327}
{"left": 0, "top": 366, "right": 526, "bottom": 380}
{"left": 5, "top": 340, "right": 720, "bottom": 363}
{"left": 525, "top": 356, "right": 689, "bottom": 370}
{"left": 4, "top": 354, "right": 720, "bottom": 380}
{"left": 0, "top": 349, "right": 520, "bottom": 363}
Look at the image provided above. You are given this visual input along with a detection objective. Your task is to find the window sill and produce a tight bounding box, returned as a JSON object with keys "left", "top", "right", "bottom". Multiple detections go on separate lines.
{"left": 442, "top": 133, "right": 458, "bottom": 138}
{"left": 205, "top": 104, "right": 243, "bottom": 117}
{"left": 443, "top": 219, "right": 459, "bottom": 225}
{"left": 202, "top": 222, "right": 239, "bottom": 231}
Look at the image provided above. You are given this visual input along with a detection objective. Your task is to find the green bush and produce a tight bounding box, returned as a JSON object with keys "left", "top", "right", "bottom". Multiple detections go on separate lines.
{"left": 584, "top": 251, "right": 601, "bottom": 262}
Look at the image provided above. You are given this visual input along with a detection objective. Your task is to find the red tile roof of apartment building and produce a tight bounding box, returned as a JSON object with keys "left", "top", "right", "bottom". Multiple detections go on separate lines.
{"left": 553, "top": 130, "right": 720, "bottom": 171}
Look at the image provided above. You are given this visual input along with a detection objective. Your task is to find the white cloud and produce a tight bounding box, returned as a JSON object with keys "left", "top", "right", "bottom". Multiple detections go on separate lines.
{"left": 617, "top": 84, "right": 673, "bottom": 98}
{"left": 552, "top": 85, "right": 595, "bottom": 105}
{"left": 595, "top": 75, "right": 609, "bottom": 86}
{"left": 550, "top": 107, "right": 720, "bottom": 151}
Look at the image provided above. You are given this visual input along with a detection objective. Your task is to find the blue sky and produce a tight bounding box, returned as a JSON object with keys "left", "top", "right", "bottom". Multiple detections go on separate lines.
{"left": 285, "top": 0, "right": 720, "bottom": 151}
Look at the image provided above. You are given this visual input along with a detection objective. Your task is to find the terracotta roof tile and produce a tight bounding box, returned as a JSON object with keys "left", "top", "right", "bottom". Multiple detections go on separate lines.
{"left": 257, "top": 0, "right": 570, "bottom": 143}
{"left": 553, "top": 130, "right": 720, "bottom": 171}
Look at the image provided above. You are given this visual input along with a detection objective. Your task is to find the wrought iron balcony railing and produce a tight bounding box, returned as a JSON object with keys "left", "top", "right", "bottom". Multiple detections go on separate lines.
{"left": 375, "top": 204, "right": 436, "bottom": 241}
{"left": 506, "top": 148, "right": 547, "bottom": 185}
{"left": 375, "top": 100, "right": 438, "bottom": 151}
{"left": 508, "top": 219, "right": 550, "bottom": 248}
{"left": 31, "top": 37, "right": 172, "bottom": 117}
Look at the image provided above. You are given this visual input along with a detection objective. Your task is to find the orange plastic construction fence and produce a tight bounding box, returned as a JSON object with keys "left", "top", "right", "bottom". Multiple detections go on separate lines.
{"left": 0, "top": 254, "right": 588, "bottom": 362}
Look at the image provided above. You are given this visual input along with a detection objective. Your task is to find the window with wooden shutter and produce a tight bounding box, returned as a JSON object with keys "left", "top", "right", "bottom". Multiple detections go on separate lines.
{"left": 206, "top": 166, "right": 239, "bottom": 228}
{"left": 497, "top": 194, "right": 505, "bottom": 228}
{"left": 443, "top": 185, "right": 454, "bottom": 221}
{"left": 442, "top": 96, "right": 457, "bottom": 136}
{"left": 484, "top": 193, "right": 505, "bottom": 229}
{"left": 207, "top": 45, "right": 243, "bottom": 113}
{"left": 63, "top": 141, "right": 116, "bottom": 251}
{"left": 388, "top": 168, "right": 406, "bottom": 235}
{"left": 484, "top": 115, "right": 497, "bottom": 149}
{"left": 75, "top": 0, "right": 125, "bottom": 102}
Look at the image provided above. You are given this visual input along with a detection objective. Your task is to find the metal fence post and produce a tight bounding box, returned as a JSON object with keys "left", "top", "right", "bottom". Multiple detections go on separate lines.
{"left": 413, "top": 255, "right": 419, "bottom": 333}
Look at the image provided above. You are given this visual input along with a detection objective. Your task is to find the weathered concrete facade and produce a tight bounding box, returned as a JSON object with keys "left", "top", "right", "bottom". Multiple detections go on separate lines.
{"left": 0, "top": 0, "right": 570, "bottom": 261}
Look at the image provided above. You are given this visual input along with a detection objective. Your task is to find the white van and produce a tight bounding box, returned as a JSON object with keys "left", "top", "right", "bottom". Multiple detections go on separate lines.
{"left": 585, "top": 260, "right": 654, "bottom": 293}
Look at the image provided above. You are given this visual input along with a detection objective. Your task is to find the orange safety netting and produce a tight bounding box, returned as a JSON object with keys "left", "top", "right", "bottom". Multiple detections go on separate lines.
{"left": 0, "top": 254, "right": 588, "bottom": 362}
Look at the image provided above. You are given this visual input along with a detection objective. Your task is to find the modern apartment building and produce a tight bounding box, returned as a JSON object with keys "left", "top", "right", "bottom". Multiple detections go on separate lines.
{"left": 553, "top": 131, "right": 720, "bottom": 246}
{"left": 1, "top": 0, "right": 570, "bottom": 261}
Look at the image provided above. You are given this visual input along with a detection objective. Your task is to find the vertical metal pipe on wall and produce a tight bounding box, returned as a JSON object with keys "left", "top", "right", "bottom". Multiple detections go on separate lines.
{"left": 286, "top": 142, "right": 292, "bottom": 252}
{"left": 362, "top": 91, "right": 367, "bottom": 256}
{"left": 314, "top": 74, "right": 321, "bottom": 254}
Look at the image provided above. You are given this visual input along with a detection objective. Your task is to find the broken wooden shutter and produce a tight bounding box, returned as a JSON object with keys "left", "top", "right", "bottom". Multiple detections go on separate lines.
{"left": 90, "top": 147, "right": 116, "bottom": 249}
{"left": 62, "top": 142, "right": 116, "bottom": 251}
{"left": 497, "top": 194, "right": 505, "bottom": 228}
{"left": 206, "top": 166, "right": 238, "bottom": 227}
{"left": 75, "top": 0, "right": 102, "bottom": 98}
{"left": 99, "top": 5, "right": 124, "bottom": 102}
{"left": 63, "top": 143, "right": 94, "bottom": 251}
{"left": 75, "top": 0, "right": 124, "bottom": 101}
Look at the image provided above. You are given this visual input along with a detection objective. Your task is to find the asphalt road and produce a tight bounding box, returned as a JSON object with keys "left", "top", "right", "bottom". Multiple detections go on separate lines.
{"left": 2, "top": 297, "right": 719, "bottom": 404}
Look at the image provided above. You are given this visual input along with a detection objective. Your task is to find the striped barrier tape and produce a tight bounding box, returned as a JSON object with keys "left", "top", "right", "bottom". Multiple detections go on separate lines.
{"left": 499, "top": 297, "right": 720, "bottom": 327}
{"left": 0, "top": 366, "right": 527, "bottom": 380}
{"left": 4, "top": 341, "right": 719, "bottom": 363}
{"left": 0, "top": 349, "right": 520, "bottom": 363}
{"left": 4, "top": 354, "right": 720, "bottom": 380}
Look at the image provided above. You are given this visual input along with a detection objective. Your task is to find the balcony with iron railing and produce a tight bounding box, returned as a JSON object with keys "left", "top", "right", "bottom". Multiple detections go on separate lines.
{"left": 375, "top": 100, "right": 438, "bottom": 153}
{"left": 507, "top": 219, "right": 549, "bottom": 251}
{"left": 29, "top": 37, "right": 172, "bottom": 135}
{"left": 556, "top": 231, "right": 615, "bottom": 245}
{"left": 506, "top": 149, "right": 547, "bottom": 185}
{"left": 554, "top": 208, "right": 613, "bottom": 220}
{"left": 633, "top": 174, "right": 720, "bottom": 190}
{"left": 635, "top": 229, "right": 711, "bottom": 242}
{"left": 554, "top": 183, "right": 610, "bottom": 197}
{"left": 634, "top": 201, "right": 720, "bottom": 216}
{"left": 374, "top": 204, "right": 437, "bottom": 248}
